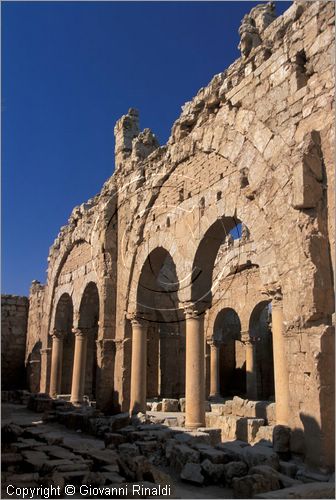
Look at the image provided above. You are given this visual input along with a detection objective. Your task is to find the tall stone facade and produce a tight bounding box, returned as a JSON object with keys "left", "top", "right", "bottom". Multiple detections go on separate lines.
{"left": 1, "top": 295, "right": 29, "bottom": 390}
{"left": 25, "top": 1, "right": 334, "bottom": 469}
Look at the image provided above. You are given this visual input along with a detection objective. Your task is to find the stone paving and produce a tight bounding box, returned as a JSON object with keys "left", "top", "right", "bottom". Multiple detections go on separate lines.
{"left": 2, "top": 398, "right": 335, "bottom": 499}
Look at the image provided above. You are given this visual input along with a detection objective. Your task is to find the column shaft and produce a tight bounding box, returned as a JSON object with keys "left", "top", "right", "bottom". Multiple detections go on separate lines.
{"left": 185, "top": 311, "right": 205, "bottom": 428}
{"left": 49, "top": 333, "right": 63, "bottom": 398}
{"left": 272, "top": 304, "right": 289, "bottom": 425}
{"left": 70, "top": 330, "right": 88, "bottom": 404}
{"left": 209, "top": 342, "right": 220, "bottom": 398}
{"left": 130, "top": 319, "right": 147, "bottom": 414}
{"left": 246, "top": 340, "right": 257, "bottom": 400}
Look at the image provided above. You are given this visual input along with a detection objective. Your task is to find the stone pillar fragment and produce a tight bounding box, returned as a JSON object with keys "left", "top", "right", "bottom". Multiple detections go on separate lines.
{"left": 184, "top": 304, "right": 206, "bottom": 429}
{"left": 49, "top": 330, "right": 64, "bottom": 398}
{"left": 70, "top": 328, "right": 88, "bottom": 405}
{"left": 130, "top": 316, "right": 148, "bottom": 414}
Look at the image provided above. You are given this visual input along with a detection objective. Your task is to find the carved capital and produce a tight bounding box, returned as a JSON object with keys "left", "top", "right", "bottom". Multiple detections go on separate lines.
{"left": 127, "top": 311, "right": 149, "bottom": 327}
{"left": 52, "top": 329, "right": 65, "bottom": 340}
{"left": 262, "top": 285, "right": 283, "bottom": 308}
{"left": 208, "top": 339, "right": 221, "bottom": 349}
{"left": 181, "top": 301, "right": 208, "bottom": 319}
{"left": 72, "top": 327, "right": 89, "bottom": 338}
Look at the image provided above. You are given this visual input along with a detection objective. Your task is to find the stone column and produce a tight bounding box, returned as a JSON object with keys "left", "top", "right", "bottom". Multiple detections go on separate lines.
{"left": 40, "top": 347, "right": 51, "bottom": 394}
{"left": 70, "top": 328, "right": 88, "bottom": 405}
{"left": 243, "top": 333, "right": 258, "bottom": 400}
{"left": 209, "top": 340, "right": 221, "bottom": 398}
{"left": 271, "top": 295, "right": 290, "bottom": 425}
{"left": 130, "top": 316, "right": 148, "bottom": 414}
{"left": 49, "top": 330, "right": 64, "bottom": 398}
{"left": 184, "top": 304, "right": 206, "bottom": 429}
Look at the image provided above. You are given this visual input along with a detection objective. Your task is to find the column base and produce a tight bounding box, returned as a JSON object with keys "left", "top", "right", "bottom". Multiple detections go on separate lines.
{"left": 185, "top": 421, "right": 206, "bottom": 429}
{"left": 70, "top": 400, "right": 83, "bottom": 406}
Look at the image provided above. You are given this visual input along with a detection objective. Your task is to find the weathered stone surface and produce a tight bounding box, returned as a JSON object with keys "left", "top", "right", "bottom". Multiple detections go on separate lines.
{"left": 180, "top": 463, "right": 204, "bottom": 485}
{"left": 201, "top": 459, "right": 225, "bottom": 484}
{"left": 272, "top": 425, "right": 291, "bottom": 453}
{"left": 169, "top": 444, "right": 200, "bottom": 472}
{"left": 224, "top": 460, "right": 248, "bottom": 486}
{"left": 243, "top": 444, "right": 280, "bottom": 470}
{"left": 232, "top": 472, "right": 280, "bottom": 498}
{"left": 104, "top": 432, "right": 127, "bottom": 448}
{"left": 1, "top": 296, "right": 29, "bottom": 390}
{"left": 161, "top": 399, "right": 179, "bottom": 412}
{"left": 250, "top": 464, "right": 302, "bottom": 489}
{"left": 12, "top": 0, "right": 335, "bottom": 474}
{"left": 254, "top": 482, "right": 335, "bottom": 499}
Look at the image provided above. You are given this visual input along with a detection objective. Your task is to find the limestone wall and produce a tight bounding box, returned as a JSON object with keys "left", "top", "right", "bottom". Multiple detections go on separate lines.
{"left": 1, "top": 295, "right": 29, "bottom": 390}
{"left": 25, "top": 281, "right": 46, "bottom": 393}
{"left": 27, "top": 0, "right": 334, "bottom": 468}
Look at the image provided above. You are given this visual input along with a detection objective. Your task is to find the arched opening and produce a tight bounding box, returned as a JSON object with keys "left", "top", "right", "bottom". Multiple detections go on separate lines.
{"left": 213, "top": 308, "right": 245, "bottom": 397}
{"left": 249, "top": 300, "right": 275, "bottom": 401}
{"left": 191, "top": 216, "right": 243, "bottom": 307}
{"left": 136, "top": 247, "right": 184, "bottom": 401}
{"left": 54, "top": 293, "right": 74, "bottom": 394}
{"left": 78, "top": 282, "right": 99, "bottom": 400}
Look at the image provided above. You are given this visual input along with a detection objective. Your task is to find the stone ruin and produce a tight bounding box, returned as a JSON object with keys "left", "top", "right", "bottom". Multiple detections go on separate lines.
{"left": 2, "top": 1, "right": 335, "bottom": 498}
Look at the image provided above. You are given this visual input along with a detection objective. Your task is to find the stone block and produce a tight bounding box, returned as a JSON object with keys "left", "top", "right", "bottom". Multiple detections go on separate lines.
{"left": 233, "top": 473, "right": 280, "bottom": 498}
{"left": 224, "top": 461, "right": 248, "bottom": 486}
{"left": 243, "top": 444, "right": 280, "bottom": 470}
{"left": 104, "top": 432, "right": 127, "bottom": 448}
{"left": 169, "top": 444, "right": 200, "bottom": 472}
{"left": 197, "top": 427, "right": 221, "bottom": 446}
{"left": 178, "top": 398, "right": 185, "bottom": 412}
{"left": 161, "top": 399, "right": 179, "bottom": 412}
{"left": 201, "top": 459, "right": 225, "bottom": 484}
{"left": 180, "top": 463, "right": 204, "bottom": 485}
{"left": 279, "top": 460, "right": 298, "bottom": 478}
{"left": 272, "top": 425, "right": 291, "bottom": 454}
{"left": 254, "top": 482, "right": 335, "bottom": 499}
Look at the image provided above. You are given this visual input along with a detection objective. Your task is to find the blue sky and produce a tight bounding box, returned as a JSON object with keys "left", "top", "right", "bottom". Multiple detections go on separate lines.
{"left": 2, "top": 1, "right": 290, "bottom": 296}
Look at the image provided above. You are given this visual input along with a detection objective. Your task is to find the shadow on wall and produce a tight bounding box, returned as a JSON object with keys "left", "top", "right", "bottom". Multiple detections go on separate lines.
{"left": 291, "top": 412, "right": 335, "bottom": 472}
{"left": 25, "top": 341, "right": 42, "bottom": 393}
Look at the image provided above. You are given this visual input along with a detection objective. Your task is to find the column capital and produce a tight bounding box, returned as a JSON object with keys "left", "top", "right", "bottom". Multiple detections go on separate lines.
{"left": 127, "top": 311, "right": 150, "bottom": 326}
{"left": 208, "top": 338, "right": 221, "bottom": 348}
{"left": 72, "top": 327, "right": 89, "bottom": 338}
{"left": 181, "top": 301, "right": 208, "bottom": 319}
{"left": 241, "top": 330, "right": 256, "bottom": 345}
{"left": 262, "top": 285, "right": 283, "bottom": 307}
{"left": 51, "top": 329, "right": 65, "bottom": 340}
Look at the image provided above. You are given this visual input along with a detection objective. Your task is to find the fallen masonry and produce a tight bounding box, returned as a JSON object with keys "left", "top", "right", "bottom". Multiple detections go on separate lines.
{"left": 1, "top": 395, "right": 335, "bottom": 499}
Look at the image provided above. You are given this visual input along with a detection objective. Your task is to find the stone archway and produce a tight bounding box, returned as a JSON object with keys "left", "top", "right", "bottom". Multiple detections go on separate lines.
{"left": 184, "top": 216, "right": 246, "bottom": 428}
{"left": 71, "top": 282, "right": 100, "bottom": 404}
{"left": 49, "top": 293, "right": 74, "bottom": 398}
{"left": 130, "top": 247, "right": 183, "bottom": 413}
{"left": 212, "top": 307, "right": 245, "bottom": 399}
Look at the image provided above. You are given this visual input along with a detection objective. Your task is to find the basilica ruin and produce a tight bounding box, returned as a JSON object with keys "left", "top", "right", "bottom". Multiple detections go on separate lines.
{"left": 2, "top": 1, "right": 335, "bottom": 496}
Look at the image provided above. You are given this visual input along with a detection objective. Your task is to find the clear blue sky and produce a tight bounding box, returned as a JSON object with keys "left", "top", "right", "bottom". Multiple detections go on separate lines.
{"left": 2, "top": 1, "right": 290, "bottom": 296}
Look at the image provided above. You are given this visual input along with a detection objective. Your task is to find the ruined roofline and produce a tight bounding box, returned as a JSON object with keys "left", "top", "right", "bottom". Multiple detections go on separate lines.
{"left": 113, "top": 1, "right": 306, "bottom": 173}
{"left": 46, "top": 0, "right": 308, "bottom": 270}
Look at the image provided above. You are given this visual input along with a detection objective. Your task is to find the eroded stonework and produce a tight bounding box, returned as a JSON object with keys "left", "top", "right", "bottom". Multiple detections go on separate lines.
{"left": 24, "top": 1, "right": 334, "bottom": 471}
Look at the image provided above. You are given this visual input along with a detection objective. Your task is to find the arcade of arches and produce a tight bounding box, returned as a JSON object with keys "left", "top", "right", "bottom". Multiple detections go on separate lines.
{"left": 24, "top": 1, "right": 334, "bottom": 470}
